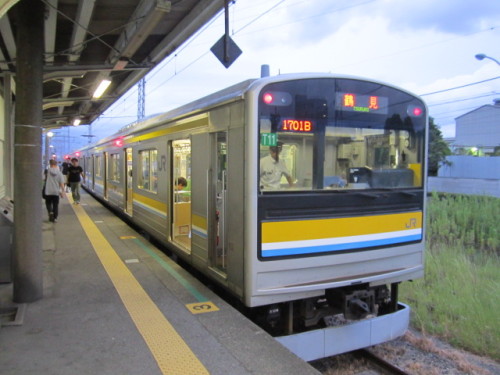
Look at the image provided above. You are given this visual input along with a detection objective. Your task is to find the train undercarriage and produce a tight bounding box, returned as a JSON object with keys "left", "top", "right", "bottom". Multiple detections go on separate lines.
{"left": 253, "top": 283, "right": 409, "bottom": 360}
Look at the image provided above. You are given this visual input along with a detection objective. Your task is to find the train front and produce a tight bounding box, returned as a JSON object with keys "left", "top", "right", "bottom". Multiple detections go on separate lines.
{"left": 245, "top": 74, "right": 427, "bottom": 358}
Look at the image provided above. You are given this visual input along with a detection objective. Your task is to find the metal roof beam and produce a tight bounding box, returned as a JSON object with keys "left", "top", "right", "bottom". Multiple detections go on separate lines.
{"left": 43, "top": 63, "right": 153, "bottom": 73}
{"left": 60, "top": 0, "right": 96, "bottom": 114}
{"left": 44, "top": 0, "right": 58, "bottom": 64}
{"left": 85, "top": 0, "right": 224, "bottom": 124}
{"left": 108, "top": 0, "right": 172, "bottom": 68}
{"left": 149, "top": 0, "right": 224, "bottom": 62}
{"left": 43, "top": 100, "right": 74, "bottom": 110}
{"left": 68, "top": 0, "right": 96, "bottom": 63}
{"left": 44, "top": 95, "right": 112, "bottom": 104}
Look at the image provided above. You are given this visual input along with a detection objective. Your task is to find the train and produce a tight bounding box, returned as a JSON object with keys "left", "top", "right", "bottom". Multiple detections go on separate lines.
{"left": 75, "top": 73, "right": 428, "bottom": 360}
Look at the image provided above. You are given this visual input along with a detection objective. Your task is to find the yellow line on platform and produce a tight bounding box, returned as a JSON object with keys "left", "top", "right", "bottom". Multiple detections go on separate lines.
{"left": 69, "top": 197, "right": 209, "bottom": 375}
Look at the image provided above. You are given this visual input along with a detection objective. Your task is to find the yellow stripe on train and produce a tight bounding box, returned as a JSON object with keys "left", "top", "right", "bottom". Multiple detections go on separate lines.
{"left": 262, "top": 211, "right": 422, "bottom": 243}
{"left": 133, "top": 192, "right": 167, "bottom": 214}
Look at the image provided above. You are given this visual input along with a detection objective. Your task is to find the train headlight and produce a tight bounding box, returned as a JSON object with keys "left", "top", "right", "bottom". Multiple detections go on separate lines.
{"left": 263, "top": 92, "right": 274, "bottom": 104}
{"left": 407, "top": 104, "right": 424, "bottom": 117}
{"left": 262, "top": 91, "right": 292, "bottom": 106}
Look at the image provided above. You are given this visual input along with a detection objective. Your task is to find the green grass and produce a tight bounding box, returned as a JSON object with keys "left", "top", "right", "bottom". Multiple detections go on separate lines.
{"left": 400, "top": 193, "right": 500, "bottom": 360}
{"left": 425, "top": 193, "right": 499, "bottom": 254}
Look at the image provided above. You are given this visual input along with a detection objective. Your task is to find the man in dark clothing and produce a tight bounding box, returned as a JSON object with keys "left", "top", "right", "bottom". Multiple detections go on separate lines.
{"left": 68, "top": 158, "right": 84, "bottom": 204}
{"left": 61, "top": 158, "right": 70, "bottom": 192}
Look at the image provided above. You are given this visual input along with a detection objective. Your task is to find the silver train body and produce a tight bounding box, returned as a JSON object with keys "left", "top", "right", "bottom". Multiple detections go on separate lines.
{"left": 78, "top": 73, "right": 428, "bottom": 359}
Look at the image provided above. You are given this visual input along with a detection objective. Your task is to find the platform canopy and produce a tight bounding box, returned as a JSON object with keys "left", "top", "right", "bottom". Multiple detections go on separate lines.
{"left": 0, "top": 0, "right": 225, "bottom": 129}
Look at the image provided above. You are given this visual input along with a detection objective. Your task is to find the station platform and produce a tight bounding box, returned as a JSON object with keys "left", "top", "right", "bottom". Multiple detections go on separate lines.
{"left": 0, "top": 190, "right": 320, "bottom": 375}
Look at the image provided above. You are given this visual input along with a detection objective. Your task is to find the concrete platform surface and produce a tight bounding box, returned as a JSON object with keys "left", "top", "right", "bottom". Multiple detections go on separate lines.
{"left": 0, "top": 191, "right": 320, "bottom": 375}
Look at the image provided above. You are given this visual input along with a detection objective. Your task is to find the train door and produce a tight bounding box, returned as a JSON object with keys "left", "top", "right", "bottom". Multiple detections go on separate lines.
{"left": 171, "top": 139, "right": 191, "bottom": 253}
{"left": 103, "top": 152, "right": 108, "bottom": 200}
{"left": 210, "top": 132, "right": 227, "bottom": 274}
{"left": 85, "top": 156, "right": 91, "bottom": 187}
{"left": 125, "top": 148, "right": 133, "bottom": 215}
{"left": 91, "top": 154, "right": 95, "bottom": 190}
{"left": 81, "top": 157, "right": 86, "bottom": 186}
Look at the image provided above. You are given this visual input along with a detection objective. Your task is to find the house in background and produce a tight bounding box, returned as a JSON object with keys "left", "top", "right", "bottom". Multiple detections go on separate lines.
{"left": 429, "top": 99, "right": 500, "bottom": 197}
{"left": 451, "top": 99, "right": 500, "bottom": 156}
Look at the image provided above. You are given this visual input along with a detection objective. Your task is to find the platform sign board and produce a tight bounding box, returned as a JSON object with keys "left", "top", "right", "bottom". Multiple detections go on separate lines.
{"left": 211, "top": 35, "right": 242, "bottom": 68}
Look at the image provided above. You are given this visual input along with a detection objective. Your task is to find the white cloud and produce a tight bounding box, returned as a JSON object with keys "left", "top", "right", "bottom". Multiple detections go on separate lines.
{"left": 75, "top": 0, "right": 500, "bottom": 148}
{"left": 378, "top": 0, "right": 500, "bottom": 34}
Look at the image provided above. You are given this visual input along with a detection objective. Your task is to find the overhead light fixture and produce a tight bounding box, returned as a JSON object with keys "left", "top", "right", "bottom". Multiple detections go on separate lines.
{"left": 73, "top": 118, "right": 81, "bottom": 126}
{"left": 92, "top": 79, "right": 111, "bottom": 99}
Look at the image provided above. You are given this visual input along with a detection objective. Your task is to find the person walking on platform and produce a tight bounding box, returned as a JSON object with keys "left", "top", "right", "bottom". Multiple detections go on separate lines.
{"left": 68, "top": 158, "right": 84, "bottom": 204}
{"left": 61, "top": 157, "right": 71, "bottom": 192}
{"left": 44, "top": 159, "right": 65, "bottom": 222}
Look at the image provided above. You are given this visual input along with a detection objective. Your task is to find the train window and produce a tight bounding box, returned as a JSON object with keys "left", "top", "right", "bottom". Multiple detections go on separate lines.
{"left": 258, "top": 78, "right": 426, "bottom": 192}
{"left": 85, "top": 156, "right": 91, "bottom": 180}
{"left": 94, "top": 155, "right": 102, "bottom": 177}
{"left": 172, "top": 139, "right": 191, "bottom": 202}
{"left": 151, "top": 151, "right": 158, "bottom": 192}
{"left": 110, "top": 153, "right": 120, "bottom": 182}
{"left": 259, "top": 141, "right": 301, "bottom": 190}
{"left": 138, "top": 149, "right": 158, "bottom": 193}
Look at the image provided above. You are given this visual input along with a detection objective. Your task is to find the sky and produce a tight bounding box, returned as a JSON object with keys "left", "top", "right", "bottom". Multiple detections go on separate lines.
{"left": 56, "top": 0, "right": 500, "bottom": 154}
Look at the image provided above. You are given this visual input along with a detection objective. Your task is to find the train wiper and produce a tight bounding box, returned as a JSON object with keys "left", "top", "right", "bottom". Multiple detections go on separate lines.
{"left": 373, "top": 189, "right": 417, "bottom": 197}
{"left": 355, "top": 192, "right": 381, "bottom": 199}
{"left": 398, "top": 191, "right": 417, "bottom": 197}
{"left": 361, "top": 188, "right": 418, "bottom": 198}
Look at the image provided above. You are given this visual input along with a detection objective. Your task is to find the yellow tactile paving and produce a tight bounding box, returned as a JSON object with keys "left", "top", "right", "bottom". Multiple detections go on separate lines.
{"left": 69, "top": 197, "right": 209, "bottom": 375}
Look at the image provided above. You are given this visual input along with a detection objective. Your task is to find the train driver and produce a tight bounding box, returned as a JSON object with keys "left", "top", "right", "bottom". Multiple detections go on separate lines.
{"left": 260, "top": 142, "right": 294, "bottom": 190}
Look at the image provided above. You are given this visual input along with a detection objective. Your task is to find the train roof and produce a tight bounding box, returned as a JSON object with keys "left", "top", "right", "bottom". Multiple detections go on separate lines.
{"left": 81, "top": 72, "right": 425, "bottom": 151}
{"left": 90, "top": 78, "right": 257, "bottom": 148}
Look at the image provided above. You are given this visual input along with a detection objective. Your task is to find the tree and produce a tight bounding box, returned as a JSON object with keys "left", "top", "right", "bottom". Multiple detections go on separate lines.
{"left": 428, "top": 117, "right": 451, "bottom": 176}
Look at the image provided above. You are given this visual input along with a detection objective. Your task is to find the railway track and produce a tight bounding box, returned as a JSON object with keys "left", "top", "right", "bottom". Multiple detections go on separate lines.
{"left": 354, "top": 349, "right": 411, "bottom": 375}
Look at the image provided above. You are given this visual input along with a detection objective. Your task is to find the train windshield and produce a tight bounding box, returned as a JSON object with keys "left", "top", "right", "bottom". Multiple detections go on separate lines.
{"left": 258, "top": 78, "right": 426, "bottom": 192}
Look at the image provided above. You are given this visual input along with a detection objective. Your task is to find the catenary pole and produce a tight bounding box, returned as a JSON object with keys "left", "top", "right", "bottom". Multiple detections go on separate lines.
{"left": 13, "top": 0, "right": 45, "bottom": 302}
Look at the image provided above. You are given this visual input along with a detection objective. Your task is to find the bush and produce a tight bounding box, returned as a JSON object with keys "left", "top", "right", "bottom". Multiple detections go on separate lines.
{"left": 426, "top": 193, "right": 499, "bottom": 254}
{"left": 401, "top": 193, "right": 500, "bottom": 360}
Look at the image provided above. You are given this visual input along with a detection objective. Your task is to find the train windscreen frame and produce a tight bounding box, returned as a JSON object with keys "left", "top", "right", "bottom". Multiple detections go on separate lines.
{"left": 258, "top": 78, "right": 426, "bottom": 192}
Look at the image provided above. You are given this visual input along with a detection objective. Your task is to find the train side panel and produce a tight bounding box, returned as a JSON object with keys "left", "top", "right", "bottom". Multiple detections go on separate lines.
{"left": 226, "top": 113, "right": 246, "bottom": 297}
{"left": 190, "top": 132, "right": 210, "bottom": 269}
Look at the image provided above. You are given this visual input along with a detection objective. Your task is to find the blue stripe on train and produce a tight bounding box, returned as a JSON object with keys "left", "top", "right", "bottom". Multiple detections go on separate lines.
{"left": 261, "top": 234, "right": 422, "bottom": 257}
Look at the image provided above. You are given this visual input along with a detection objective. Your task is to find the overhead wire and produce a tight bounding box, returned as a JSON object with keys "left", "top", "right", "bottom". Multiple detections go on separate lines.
{"left": 422, "top": 76, "right": 500, "bottom": 126}
{"left": 233, "top": 0, "right": 287, "bottom": 34}
{"left": 95, "top": 1, "right": 499, "bottom": 132}
{"left": 146, "top": 0, "right": 381, "bottom": 99}
{"left": 107, "top": 0, "right": 289, "bottom": 114}
{"left": 105, "top": 1, "right": 231, "bottom": 115}
{"left": 420, "top": 76, "right": 500, "bottom": 96}
{"left": 427, "top": 91, "right": 499, "bottom": 107}
{"left": 236, "top": 0, "right": 378, "bottom": 37}
{"left": 41, "top": 0, "right": 140, "bottom": 63}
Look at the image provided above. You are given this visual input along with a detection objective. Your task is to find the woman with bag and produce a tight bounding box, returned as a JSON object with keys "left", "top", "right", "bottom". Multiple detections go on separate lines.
{"left": 43, "top": 159, "right": 65, "bottom": 222}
